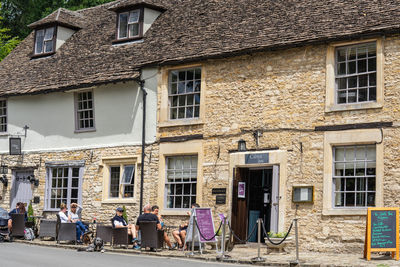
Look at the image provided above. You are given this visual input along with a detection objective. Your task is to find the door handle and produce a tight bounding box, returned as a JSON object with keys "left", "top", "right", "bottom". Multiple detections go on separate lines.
{"left": 272, "top": 203, "right": 278, "bottom": 206}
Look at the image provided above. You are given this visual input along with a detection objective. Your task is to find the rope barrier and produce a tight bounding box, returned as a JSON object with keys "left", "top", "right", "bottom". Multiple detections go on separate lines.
{"left": 227, "top": 220, "right": 258, "bottom": 243}
{"left": 262, "top": 220, "right": 293, "bottom": 245}
{"left": 194, "top": 220, "right": 223, "bottom": 241}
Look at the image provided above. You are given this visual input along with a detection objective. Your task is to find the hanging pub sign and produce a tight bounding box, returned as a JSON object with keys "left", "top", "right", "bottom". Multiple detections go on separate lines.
{"left": 364, "top": 207, "right": 399, "bottom": 261}
{"left": 9, "top": 137, "right": 21, "bottom": 155}
{"left": 238, "top": 182, "right": 246, "bottom": 198}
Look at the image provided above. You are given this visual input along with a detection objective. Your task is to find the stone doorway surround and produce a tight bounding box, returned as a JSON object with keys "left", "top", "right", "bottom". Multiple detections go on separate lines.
{"left": 228, "top": 150, "right": 287, "bottom": 232}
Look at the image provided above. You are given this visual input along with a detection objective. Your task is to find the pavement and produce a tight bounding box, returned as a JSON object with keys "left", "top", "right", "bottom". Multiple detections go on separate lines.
{"left": 10, "top": 239, "right": 400, "bottom": 267}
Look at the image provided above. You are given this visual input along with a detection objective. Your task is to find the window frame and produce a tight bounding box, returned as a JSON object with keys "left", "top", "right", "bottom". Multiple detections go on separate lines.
{"left": 108, "top": 164, "right": 136, "bottom": 199}
{"left": 114, "top": 7, "right": 144, "bottom": 44}
{"left": 32, "top": 25, "right": 57, "bottom": 58}
{"left": 168, "top": 68, "right": 202, "bottom": 121}
{"left": 332, "top": 145, "right": 376, "bottom": 208}
{"left": 325, "top": 38, "right": 383, "bottom": 112}
{"left": 44, "top": 166, "right": 84, "bottom": 211}
{"left": 322, "top": 129, "right": 383, "bottom": 216}
{"left": 74, "top": 90, "right": 96, "bottom": 133}
{"left": 164, "top": 155, "right": 198, "bottom": 210}
{"left": 0, "top": 99, "right": 7, "bottom": 133}
{"left": 101, "top": 157, "right": 138, "bottom": 203}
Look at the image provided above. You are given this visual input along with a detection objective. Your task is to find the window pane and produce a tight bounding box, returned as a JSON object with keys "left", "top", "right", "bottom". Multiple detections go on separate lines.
{"left": 44, "top": 27, "right": 54, "bottom": 41}
{"left": 119, "top": 13, "right": 128, "bottom": 38}
{"left": 122, "top": 165, "right": 134, "bottom": 184}
{"left": 129, "top": 24, "right": 139, "bottom": 37}
{"left": 35, "top": 29, "right": 45, "bottom": 54}
{"left": 44, "top": 41, "right": 53, "bottom": 53}
{"left": 129, "top": 10, "right": 140, "bottom": 23}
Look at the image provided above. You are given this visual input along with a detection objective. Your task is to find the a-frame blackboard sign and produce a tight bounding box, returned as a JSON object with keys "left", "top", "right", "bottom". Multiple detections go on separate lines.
{"left": 364, "top": 207, "right": 399, "bottom": 261}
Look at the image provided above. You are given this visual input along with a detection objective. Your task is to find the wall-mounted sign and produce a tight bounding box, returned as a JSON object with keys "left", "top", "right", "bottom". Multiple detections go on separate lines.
{"left": 33, "top": 196, "right": 40, "bottom": 204}
{"left": 245, "top": 153, "right": 269, "bottom": 164}
{"left": 216, "top": 195, "right": 226, "bottom": 204}
{"left": 238, "top": 182, "right": 246, "bottom": 198}
{"left": 212, "top": 188, "right": 226, "bottom": 195}
{"left": 292, "top": 186, "right": 314, "bottom": 203}
{"left": 9, "top": 138, "right": 21, "bottom": 155}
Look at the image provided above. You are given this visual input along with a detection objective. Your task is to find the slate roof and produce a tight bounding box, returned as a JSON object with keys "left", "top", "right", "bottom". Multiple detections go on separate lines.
{"left": 28, "top": 8, "right": 86, "bottom": 30}
{"left": 1, "top": 0, "right": 400, "bottom": 97}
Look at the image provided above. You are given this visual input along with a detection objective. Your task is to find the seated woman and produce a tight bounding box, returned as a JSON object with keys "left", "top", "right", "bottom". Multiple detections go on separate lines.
{"left": 58, "top": 203, "right": 69, "bottom": 223}
{"left": 151, "top": 205, "right": 173, "bottom": 249}
{"left": 111, "top": 207, "right": 139, "bottom": 249}
{"left": 8, "top": 202, "right": 28, "bottom": 232}
{"left": 68, "top": 203, "right": 88, "bottom": 243}
{"left": 172, "top": 203, "right": 199, "bottom": 249}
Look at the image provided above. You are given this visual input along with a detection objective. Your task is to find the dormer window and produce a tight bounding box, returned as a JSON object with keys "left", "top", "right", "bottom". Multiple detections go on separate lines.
{"left": 117, "top": 9, "right": 142, "bottom": 40}
{"left": 34, "top": 26, "right": 56, "bottom": 55}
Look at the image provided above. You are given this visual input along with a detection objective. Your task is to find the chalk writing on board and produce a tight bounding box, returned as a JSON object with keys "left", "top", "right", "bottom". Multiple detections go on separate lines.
{"left": 371, "top": 210, "right": 396, "bottom": 249}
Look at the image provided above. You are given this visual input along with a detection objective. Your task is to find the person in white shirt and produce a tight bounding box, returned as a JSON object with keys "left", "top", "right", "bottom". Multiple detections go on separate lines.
{"left": 58, "top": 203, "right": 69, "bottom": 223}
{"left": 68, "top": 203, "right": 88, "bottom": 243}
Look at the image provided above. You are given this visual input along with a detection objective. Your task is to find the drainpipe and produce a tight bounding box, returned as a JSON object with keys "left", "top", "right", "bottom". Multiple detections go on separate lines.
{"left": 138, "top": 71, "right": 147, "bottom": 215}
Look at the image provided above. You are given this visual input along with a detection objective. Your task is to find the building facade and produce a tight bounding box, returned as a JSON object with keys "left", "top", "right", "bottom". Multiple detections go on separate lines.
{"left": 0, "top": 0, "right": 399, "bottom": 253}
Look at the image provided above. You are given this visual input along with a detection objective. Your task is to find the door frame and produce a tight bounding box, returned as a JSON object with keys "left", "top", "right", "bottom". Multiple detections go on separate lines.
{"left": 228, "top": 150, "right": 287, "bottom": 233}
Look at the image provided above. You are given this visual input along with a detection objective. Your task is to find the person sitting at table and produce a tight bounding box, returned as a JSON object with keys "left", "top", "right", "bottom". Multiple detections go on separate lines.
{"left": 172, "top": 203, "right": 200, "bottom": 249}
{"left": 111, "top": 207, "right": 139, "bottom": 249}
{"left": 68, "top": 203, "right": 88, "bottom": 243}
{"left": 8, "top": 202, "right": 28, "bottom": 232}
{"left": 58, "top": 203, "right": 70, "bottom": 223}
{"left": 151, "top": 205, "right": 174, "bottom": 249}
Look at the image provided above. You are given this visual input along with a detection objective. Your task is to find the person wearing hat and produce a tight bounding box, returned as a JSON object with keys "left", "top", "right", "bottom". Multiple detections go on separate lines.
{"left": 111, "top": 207, "right": 139, "bottom": 249}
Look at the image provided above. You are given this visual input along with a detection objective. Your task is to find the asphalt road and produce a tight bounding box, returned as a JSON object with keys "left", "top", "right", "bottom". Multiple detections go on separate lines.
{"left": 0, "top": 243, "right": 252, "bottom": 267}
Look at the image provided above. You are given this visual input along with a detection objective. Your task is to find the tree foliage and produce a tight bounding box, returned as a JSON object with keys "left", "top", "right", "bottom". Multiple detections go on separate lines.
{"left": 0, "top": 3, "right": 19, "bottom": 61}
{"left": 0, "top": 0, "right": 114, "bottom": 39}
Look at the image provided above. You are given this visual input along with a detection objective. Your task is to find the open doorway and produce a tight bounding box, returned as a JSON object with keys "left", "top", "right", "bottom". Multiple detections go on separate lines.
{"left": 231, "top": 166, "right": 279, "bottom": 243}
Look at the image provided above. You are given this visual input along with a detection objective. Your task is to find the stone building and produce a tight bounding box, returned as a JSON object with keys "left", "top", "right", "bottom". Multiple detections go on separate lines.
{"left": 1, "top": 0, "right": 400, "bottom": 252}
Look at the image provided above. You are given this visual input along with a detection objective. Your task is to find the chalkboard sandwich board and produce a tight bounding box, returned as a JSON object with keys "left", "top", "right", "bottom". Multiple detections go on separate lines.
{"left": 364, "top": 207, "right": 399, "bottom": 261}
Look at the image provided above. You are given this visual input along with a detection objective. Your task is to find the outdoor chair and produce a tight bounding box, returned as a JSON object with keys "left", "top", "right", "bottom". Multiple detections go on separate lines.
{"left": 56, "top": 214, "right": 77, "bottom": 244}
{"left": 10, "top": 213, "right": 25, "bottom": 238}
{"left": 112, "top": 227, "right": 130, "bottom": 247}
{"left": 96, "top": 224, "right": 112, "bottom": 245}
{"left": 139, "top": 221, "right": 163, "bottom": 251}
{"left": 38, "top": 219, "right": 57, "bottom": 240}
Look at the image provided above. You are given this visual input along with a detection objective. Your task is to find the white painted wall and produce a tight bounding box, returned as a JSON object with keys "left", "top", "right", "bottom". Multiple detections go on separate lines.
{"left": 56, "top": 26, "right": 75, "bottom": 50}
{"left": 0, "top": 68, "right": 158, "bottom": 152}
{"left": 143, "top": 8, "right": 161, "bottom": 34}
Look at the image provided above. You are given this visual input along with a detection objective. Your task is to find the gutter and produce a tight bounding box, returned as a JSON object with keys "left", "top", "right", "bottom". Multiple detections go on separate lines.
{"left": 136, "top": 71, "right": 147, "bottom": 215}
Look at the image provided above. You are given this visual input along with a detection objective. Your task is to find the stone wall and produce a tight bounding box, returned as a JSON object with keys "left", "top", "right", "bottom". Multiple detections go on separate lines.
{"left": 157, "top": 35, "right": 400, "bottom": 252}
{"left": 0, "top": 143, "right": 159, "bottom": 224}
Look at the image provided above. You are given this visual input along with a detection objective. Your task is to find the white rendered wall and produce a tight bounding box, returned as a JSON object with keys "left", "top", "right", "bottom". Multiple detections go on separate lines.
{"left": 143, "top": 8, "right": 161, "bottom": 34}
{"left": 56, "top": 26, "right": 75, "bottom": 50}
{"left": 0, "top": 68, "right": 157, "bottom": 153}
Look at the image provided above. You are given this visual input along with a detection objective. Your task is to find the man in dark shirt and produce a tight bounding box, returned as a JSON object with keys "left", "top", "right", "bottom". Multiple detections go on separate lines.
{"left": 135, "top": 204, "right": 161, "bottom": 231}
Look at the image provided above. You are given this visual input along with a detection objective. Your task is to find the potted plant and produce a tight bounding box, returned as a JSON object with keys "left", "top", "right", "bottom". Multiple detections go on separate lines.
{"left": 264, "top": 231, "right": 293, "bottom": 253}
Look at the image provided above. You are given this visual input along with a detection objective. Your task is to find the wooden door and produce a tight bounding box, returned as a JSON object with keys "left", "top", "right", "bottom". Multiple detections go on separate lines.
{"left": 10, "top": 170, "right": 33, "bottom": 209}
{"left": 231, "top": 168, "right": 248, "bottom": 243}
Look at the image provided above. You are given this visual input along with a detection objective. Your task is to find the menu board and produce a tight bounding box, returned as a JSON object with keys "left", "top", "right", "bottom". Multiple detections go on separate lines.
{"left": 364, "top": 207, "right": 399, "bottom": 261}
{"left": 195, "top": 208, "right": 216, "bottom": 242}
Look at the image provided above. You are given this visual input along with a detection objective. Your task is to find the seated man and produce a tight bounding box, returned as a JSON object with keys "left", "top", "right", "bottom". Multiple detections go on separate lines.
{"left": 111, "top": 207, "right": 139, "bottom": 249}
{"left": 68, "top": 203, "right": 88, "bottom": 243}
{"left": 172, "top": 203, "right": 199, "bottom": 249}
{"left": 136, "top": 204, "right": 161, "bottom": 250}
{"left": 151, "top": 205, "right": 173, "bottom": 249}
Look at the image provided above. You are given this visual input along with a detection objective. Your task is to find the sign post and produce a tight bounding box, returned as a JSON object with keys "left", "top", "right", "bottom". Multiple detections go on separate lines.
{"left": 364, "top": 207, "right": 399, "bottom": 261}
